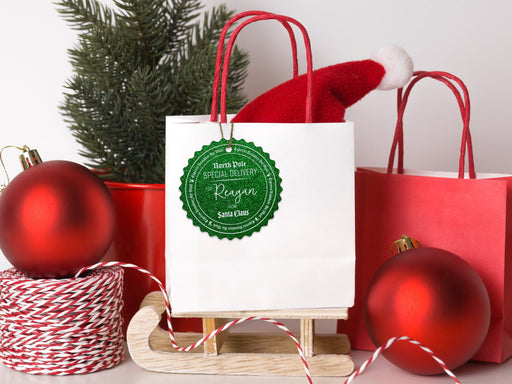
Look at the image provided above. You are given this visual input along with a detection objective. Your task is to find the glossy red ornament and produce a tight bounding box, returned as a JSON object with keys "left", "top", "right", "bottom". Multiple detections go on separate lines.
{"left": 365, "top": 246, "right": 490, "bottom": 375}
{"left": 0, "top": 160, "right": 115, "bottom": 278}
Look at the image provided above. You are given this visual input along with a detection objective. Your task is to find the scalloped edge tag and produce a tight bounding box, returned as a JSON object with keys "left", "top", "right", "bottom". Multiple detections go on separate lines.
{"left": 179, "top": 139, "right": 282, "bottom": 239}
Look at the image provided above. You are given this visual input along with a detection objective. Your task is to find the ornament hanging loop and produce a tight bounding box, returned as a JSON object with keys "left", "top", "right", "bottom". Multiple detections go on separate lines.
{"left": 0, "top": 145, "right": 43, "bottom": 192}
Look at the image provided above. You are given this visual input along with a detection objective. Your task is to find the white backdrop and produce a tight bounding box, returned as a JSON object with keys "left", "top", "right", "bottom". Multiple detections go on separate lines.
{"left": 1, "top": 0, "right": 511, "bottom": 269}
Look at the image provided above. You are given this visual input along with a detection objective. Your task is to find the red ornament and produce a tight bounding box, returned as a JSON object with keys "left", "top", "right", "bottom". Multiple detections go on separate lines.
{"left": 0, "top": 158, "right": 115, "bottom": 278}
{"left": 365, "top": 241, "right": 490, "bottom": 375}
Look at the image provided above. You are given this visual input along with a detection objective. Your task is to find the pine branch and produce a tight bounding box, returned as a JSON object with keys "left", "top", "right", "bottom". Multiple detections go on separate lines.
{"left": 55, "top": 0, "right": 113, "bottom": 31}
{"left": 58, "top": 0, "right": 249, "bottom": 184}
{"left": 124, "top": 67, "right": 167, "bottom": 181}
{"left": 167, "top": 0, "right": 202, "bottom": 53}
{"left": 113, "top": 0, "right": 169, "bottom": 66}
{"left": 168, "top": 5, "right": 248, "bottom": 115}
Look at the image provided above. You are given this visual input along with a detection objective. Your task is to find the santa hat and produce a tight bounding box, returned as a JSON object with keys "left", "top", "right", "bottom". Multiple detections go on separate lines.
{"left": 232, "top": 45, "right": 414, "bottom": 123}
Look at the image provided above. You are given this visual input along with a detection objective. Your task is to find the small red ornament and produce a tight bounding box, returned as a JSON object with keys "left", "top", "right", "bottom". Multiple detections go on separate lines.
{"left": 0, "top": 147, "right": 115, "bottom": 278}
{"left": 365, "top": 235, "right": 490, "bottom": 375}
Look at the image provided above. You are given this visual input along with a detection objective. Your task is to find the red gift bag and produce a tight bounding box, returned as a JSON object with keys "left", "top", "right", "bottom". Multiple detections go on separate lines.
{"left": 340, "top": 71, "right": 512, "bottom": 363}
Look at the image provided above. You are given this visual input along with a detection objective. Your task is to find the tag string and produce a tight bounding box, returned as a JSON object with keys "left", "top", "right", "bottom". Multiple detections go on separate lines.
{"left": 218, "top": 122, "right": 235, "bottom": 150}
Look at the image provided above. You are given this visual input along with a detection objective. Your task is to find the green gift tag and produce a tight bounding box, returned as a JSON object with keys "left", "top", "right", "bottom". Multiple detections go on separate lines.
{"left": 180, "top": 139, "right": 282, "bottom": 239}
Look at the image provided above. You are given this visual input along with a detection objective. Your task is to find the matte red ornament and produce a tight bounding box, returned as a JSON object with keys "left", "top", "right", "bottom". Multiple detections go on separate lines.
{"left": 365, "top": 244, "right": 491, "bottom": 375}
{"left": 0, "top": 160, "right": 115, "bottom": 278}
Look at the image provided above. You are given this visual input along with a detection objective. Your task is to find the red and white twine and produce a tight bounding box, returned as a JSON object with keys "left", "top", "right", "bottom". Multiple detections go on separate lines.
{"left": 76, "top": 262, "right": 313, "bottom": 379}
{"left": 344, "top": 336, "right": 461, "bottom": 384}
{"left": 0, "top": 266, "right": 124, "bottom": 375}
{"left": 0, "top": 261, "right": 462, "bottom": 383}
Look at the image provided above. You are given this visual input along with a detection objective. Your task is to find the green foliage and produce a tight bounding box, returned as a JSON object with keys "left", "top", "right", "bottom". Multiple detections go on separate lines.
{"left": 56, "top": 0, "right": 249, "bottom": 183}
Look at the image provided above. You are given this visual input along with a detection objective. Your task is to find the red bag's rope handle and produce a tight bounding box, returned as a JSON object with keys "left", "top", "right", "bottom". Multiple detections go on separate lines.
{"left": 211, "top": 13, "right": 314, "bottom": 124}
{"left": 393, "top": 73, "right": 472, "bottom": 174}
{"left": 210, "top": 11, "right": 299, "bottom": 123}
{"left": 387, "top": 71, "right": 476, "bottom": 179}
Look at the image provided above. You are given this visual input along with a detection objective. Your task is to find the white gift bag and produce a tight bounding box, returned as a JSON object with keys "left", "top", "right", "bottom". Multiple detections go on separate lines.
{"left": 166, "top": 13, "right": 355, "bottom": 314}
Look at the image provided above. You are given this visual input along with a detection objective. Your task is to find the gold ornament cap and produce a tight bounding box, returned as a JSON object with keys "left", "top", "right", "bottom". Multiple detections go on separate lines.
{"left": 391, "top": 234, "right": 422, "bottom": 255}
{"left": 18, "top": 146, "right": 43, "bottom": 169}
{"left": 1, "top": 145, "right": 43, "bottom": 192}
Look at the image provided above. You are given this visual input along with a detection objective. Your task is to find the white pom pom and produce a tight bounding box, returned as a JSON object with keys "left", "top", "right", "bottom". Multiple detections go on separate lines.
{"left": 371, "top": 45, "right": 414, "bottom": 90}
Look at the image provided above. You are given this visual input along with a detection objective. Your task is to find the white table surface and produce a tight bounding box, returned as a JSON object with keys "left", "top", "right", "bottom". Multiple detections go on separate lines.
{"left": 1, "top": 349, "right": 510, "bottom": 384}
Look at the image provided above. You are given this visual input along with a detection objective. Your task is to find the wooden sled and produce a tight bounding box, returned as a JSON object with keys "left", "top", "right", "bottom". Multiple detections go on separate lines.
{"left": 127, "top": 291, "right": 354, "bottom": 377}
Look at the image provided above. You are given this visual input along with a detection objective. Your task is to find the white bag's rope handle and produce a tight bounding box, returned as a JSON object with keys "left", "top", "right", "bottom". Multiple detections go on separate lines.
{"left": 220, "top": 14, "right": 313, "bottom": 124}
{"left": 210, "top": 10, "right": 299, "bottom": 123}
{"left": 210, "top": 13, "right": 314, "bottom": 124}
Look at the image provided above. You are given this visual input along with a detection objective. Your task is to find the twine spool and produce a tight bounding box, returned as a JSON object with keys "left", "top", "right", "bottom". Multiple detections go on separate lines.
{"left": 0, "top": 266, "right": 124, "bottom": 375}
